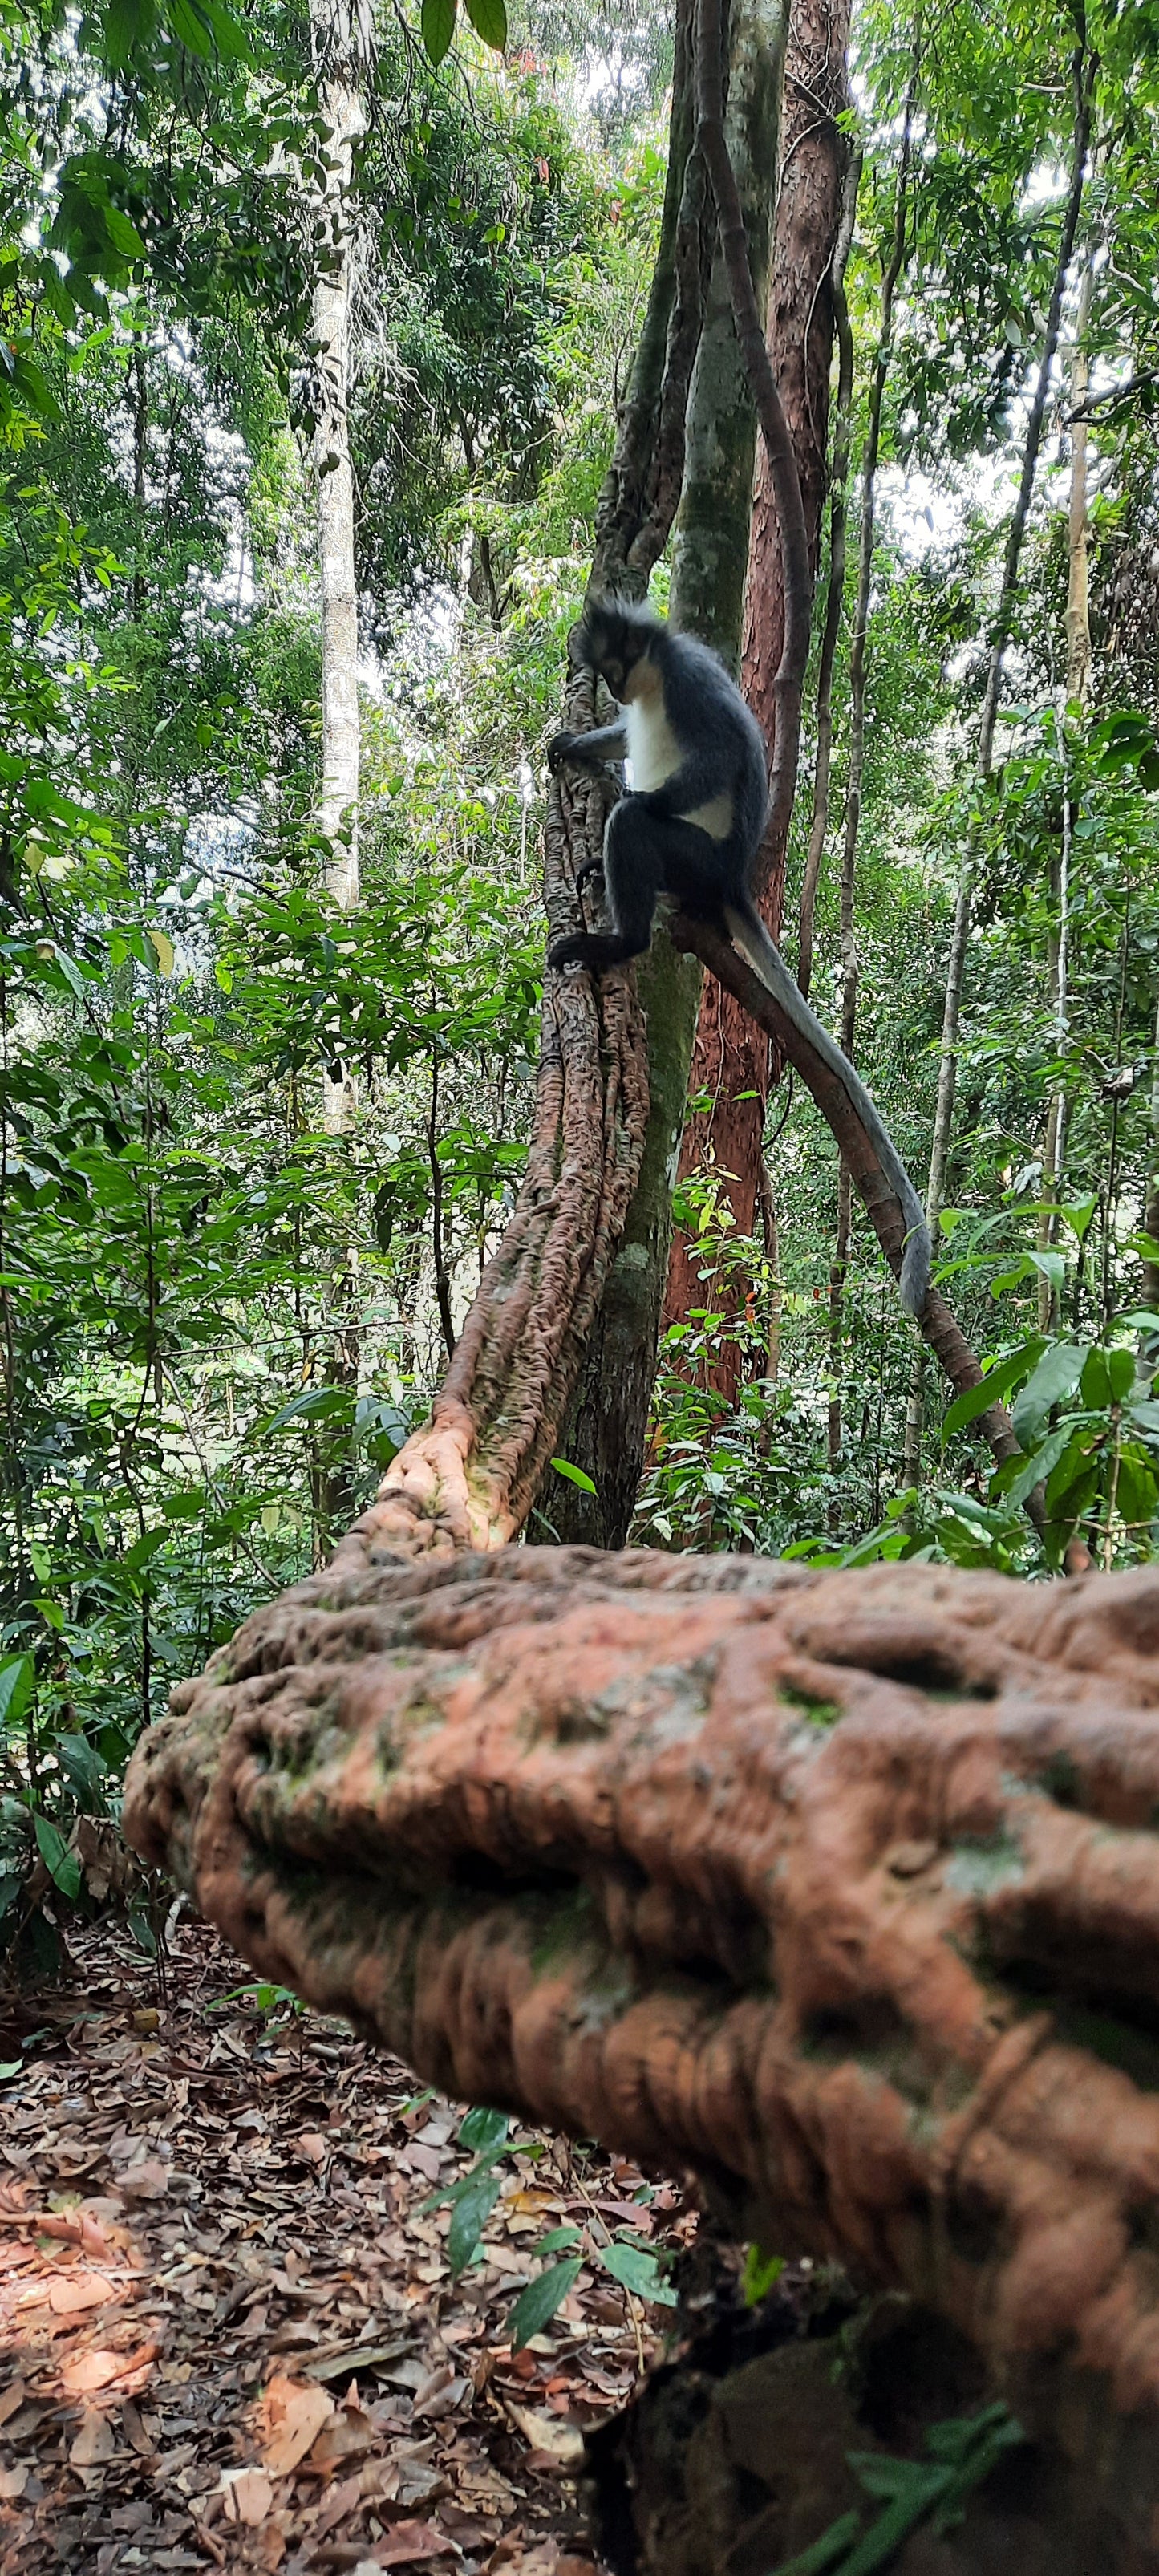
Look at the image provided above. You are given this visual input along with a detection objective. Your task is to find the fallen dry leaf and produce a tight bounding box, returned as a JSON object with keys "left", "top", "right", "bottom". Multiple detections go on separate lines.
{"left": 48, "top": 2266, "right": 118, "bottom": 2314}
{"left": 257, "top": 2371, "right": 334, "bottom": 2473}
{"left": 0, "top": 2464, "right": 28, "bottom": 2501}
{"left": 369, "top": 2515, "right": 455, "bottom": 2565}
{"left": 59, "top": 2337, "right": 160, "bottom": 2395}
{"left": 504, "top": 2405, "right": 585, "bottom": 2469}
{"left": 298, "top": 2132, "right": 327, "bottom": 2163}
{"left": 222, "top": 2464, "right": 275, "bottom": 2526}
{"left": 308, "top": 2395, "right": 377, "bottom": 2473}
{"left": 69, "top": 2408, "right": 116, "bottom": 2467}
{"left": 117, "top": 2160, "right": 169, "bottom": 2201}
{"left": 0, "top": 2380, "right": 25, "bottom": 2428}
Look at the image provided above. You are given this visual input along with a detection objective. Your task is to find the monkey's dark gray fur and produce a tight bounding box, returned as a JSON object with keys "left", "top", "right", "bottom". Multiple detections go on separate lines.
{"left": 547, "top": 594, "right": 930, "bottom": 1319}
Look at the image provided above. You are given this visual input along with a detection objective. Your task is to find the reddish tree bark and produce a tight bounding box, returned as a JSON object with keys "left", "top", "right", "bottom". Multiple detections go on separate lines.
{"left": 663, "top": 0, "right": 852, "bottom": 1398}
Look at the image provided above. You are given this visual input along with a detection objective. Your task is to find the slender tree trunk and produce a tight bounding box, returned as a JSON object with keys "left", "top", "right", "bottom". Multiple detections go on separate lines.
{"left": 662, "top": 0, "right": 851, "bottom": 1404}
{"left": 905, "top": 39, "right": 1096, "bottom": 1492}
{"left": 550, "top": 0, "right": 788, "bottom": 1541}
{"left": 308, "top": 0, "right": 364, "bottom": 1546}
{"left": 828, "top": 26, "right": 919, "bottom": 1483}
{"left": 1142, "top": 991, "right": 1159, "bottom": 1320}
{"left": 1036, "top": 249, "right": 1094, "bottom": 1329}
{"left": 796, "top": 136, "right": 861, "bottom": 1001}
{"left": 310, "top": 0, "right": 363, "bottom": 1136}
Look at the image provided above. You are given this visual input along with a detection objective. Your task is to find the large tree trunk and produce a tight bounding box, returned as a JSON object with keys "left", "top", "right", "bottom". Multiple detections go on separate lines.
{"left": 548, "top": 0, "right": 788, "bottom": 1540}
{"left": 662, "top": 0, "right": 851, "bottom": 1405}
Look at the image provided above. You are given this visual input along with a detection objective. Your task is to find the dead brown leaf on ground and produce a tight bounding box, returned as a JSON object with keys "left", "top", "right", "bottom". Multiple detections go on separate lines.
{"left": 0, "top": 1916, "right": 696, "bottom": 2575}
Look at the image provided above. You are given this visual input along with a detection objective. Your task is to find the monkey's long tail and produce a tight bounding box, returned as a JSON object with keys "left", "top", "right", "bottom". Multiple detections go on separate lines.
{"left": 723, "top": 905, "right": 930, "bottom": 1321}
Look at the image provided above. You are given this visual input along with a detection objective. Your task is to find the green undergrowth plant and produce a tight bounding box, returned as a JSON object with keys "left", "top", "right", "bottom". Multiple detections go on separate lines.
{"left": 421, "top": 2105, "right": 676, "bottom": 2348}
{"left": 771, "top": 2403, "right": 1025, "bottom": 2576}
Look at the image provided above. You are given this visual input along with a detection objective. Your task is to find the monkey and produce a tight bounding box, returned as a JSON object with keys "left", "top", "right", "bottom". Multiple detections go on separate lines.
{"left": 546, "top": 594, "right": 930, "bottom": 1320}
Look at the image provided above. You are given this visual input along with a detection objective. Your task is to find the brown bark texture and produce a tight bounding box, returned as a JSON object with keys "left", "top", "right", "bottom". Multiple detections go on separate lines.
{"left": 363, "top": 6, "right": 713, "bottom": 1557}
{"left": 126, "top": 1548, "right": 1159, "bottom": 2413}
{"left": 663, "top": 0, "right": 851, "bottom": 1392}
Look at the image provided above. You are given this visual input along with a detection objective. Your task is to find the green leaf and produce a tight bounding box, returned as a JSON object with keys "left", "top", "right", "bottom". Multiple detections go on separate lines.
{"left": 33, "top": 1815, "right": 82, "bottom": 1901}
{"left": 161, "top": 0, "right": 216, "bottom": 53}
{"left": 448, "top": 2171, "right": 501, "bottom": 2277}
{"left": 741, "top": 2243, "right": 784, "bottom": 2306}
{"left": 104, "top": 0, "right": 149, "bottom": 66}
{"left": 940, "top": 1342, "right": 1042, "bottom": 1444}
{"left": 510, "top": 2256, "right": 582, "bottom": 2348}
{"left": 262, "top": 1386, "right": 349, "bottom": 1432}
{"left": 533, "top": 2225, "right": 582, "bottom": 2255}
{"left": 1010, "top": 1342, "right": 1089, "bottom": 1446}
{"left": 148, "top": 927, "right": 175, "bottom": 977}
{"left": 1003, "top": 1425, "right": 1076, "bottom": 1514}
{"left": 598, "top": 2240, "right": 677, "bottom": 2305}
{"left": 459, "top": 2105, "right": 510, "bottom": 2154}
{"left": 463, "top": 0, "right": 506, "bottom": 44}
{"left": 421, "top": 0, "right": 456, "bottom": 62}
{"left": 769, "top": 2512, "right": 862, "bottom": 2575}
{"left": 0, "top": 1656, "right": 35, "bottom": 1731}
{"left": 549, "top": 1456, "right": 597, "bottom": 1495}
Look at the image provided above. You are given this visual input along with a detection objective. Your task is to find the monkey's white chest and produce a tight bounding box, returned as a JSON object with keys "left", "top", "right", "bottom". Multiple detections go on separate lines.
{"left": 624, "top": 696, "right": 680, "bottom": 793}
{"left": 623, "top": 695, "right": 733, "bottom": 841}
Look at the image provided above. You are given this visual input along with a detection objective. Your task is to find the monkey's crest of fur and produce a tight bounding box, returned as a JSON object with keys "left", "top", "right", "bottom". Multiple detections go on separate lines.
{"left": 573, "top": 594, "right": 664, "bottom": 690}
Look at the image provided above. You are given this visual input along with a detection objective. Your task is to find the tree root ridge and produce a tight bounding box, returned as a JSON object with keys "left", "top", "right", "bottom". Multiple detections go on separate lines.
{"left": 125, "top": 1548, "right": 1159, "bottom": 2415}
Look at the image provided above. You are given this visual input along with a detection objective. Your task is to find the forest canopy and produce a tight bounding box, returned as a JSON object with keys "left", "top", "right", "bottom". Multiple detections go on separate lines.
{"left": 2, "top": 0, "right": 1159, "bottom": 1965}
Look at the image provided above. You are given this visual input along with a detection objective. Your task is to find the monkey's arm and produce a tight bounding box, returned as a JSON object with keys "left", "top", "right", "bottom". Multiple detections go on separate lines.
{"left": 724, "top": 901, "right": 930, "bottom": 1320}
{"left": 548, "top": 723, "right": 628, "bottom": 775}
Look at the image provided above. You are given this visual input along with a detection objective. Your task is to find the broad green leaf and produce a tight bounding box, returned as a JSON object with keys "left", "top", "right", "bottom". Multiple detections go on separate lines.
{"left": 463, "top": 0, "right": 506, "bottom": 45}
{"left": 533, "top": 2225, "right": 582, "bottom": 2255}
{"left": 262, "top": 1386, "right": 349, "bottom": 1432}
{"left": 162, "top": 0, "right": 215, "bottom": 51}
{"left": 34, "top": 1815, "right": 82, "bottom": 1901}
{"left": 448, "top": 2171, "right": 501, "bottom": 2276}
{"left": 939, "top": 1342, "right": 1043, "bottom": 1444}
{"left": 1003, "top": 1425, "right": 1075, "bottom": 1514}
{"left": 549, "top": 1456, "right": 597, "bottom": 1495}
{"left": 0, "top": 1655, "right": 35, "bottom": 1730}
{"left": 148, "top": 927, "right": 175, "bottom": 977}
{"left": 459, "top": 2105, "right": 509, "bottom": 2154}
{"left": 1010, "top": 1341, "right": 1089, "bottom": 1446}
{"left": 421, "top": 0, "right": 456, "bottom": 62}
{"left": 598, "top": 2240, "right": 677, "bottom": 2305}
{"left": 510, "top": 2257, "right": 582, "bottom": 2348}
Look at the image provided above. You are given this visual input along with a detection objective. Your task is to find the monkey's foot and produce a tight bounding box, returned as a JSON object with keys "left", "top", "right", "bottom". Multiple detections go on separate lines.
{"left": 547, "top": 933, "right": 631, "bottom": 974}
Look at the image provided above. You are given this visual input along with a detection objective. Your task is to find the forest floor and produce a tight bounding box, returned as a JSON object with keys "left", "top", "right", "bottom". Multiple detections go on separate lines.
{"left": 0, "top": 1913, "right": 698, "bottom": 2575}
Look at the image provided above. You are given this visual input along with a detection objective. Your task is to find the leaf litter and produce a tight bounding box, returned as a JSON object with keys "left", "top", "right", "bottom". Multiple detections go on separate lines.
{"left": 0, "top": 1913, "right": 699, "bottom": 2574}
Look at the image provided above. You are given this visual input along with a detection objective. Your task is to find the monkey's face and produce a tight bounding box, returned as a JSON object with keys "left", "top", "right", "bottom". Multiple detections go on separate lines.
{"left": 574, "top": 597, "right": 655, "bottom": 703}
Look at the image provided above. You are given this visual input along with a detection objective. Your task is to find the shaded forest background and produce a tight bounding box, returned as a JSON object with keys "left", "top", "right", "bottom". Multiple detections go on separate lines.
{"left": 3, "top": 0, "right": 1159, "bottom": 1970}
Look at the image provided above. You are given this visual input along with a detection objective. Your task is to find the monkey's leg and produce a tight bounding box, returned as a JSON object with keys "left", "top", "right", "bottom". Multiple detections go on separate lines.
{"left": 547, "top": 800, "right": 664, "bottom": 973}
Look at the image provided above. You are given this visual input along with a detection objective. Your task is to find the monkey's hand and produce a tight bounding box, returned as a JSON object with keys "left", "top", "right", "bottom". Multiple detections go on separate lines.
{"left": 548, "top": 721, "right": 628, "bottom": 776}
{"left": 573, "top": 855, "right": 605, "bottom": 897}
